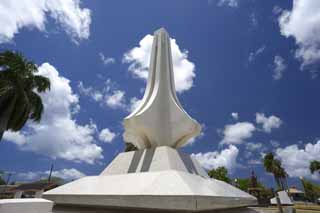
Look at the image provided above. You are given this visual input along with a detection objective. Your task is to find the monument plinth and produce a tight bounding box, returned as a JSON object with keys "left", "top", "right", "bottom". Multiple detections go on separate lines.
{"left": 44, "top": 28, "right": 257, "bottom": 212}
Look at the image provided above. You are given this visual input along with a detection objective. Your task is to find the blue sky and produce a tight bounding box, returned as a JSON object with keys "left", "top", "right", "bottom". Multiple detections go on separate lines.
{"left": 0, "top": 0, "right": 320, "bottom": 187}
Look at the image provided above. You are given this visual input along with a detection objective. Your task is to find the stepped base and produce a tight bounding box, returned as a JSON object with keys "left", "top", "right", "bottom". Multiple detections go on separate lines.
{"left": 44, "top": 147, "right": 257, "bottom": 211}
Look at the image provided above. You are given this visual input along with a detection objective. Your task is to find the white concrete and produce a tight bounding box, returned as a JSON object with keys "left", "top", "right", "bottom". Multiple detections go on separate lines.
{"left": 44, "top": 147, "right": 257, "bottom": 211}
{"left": 123, "top": 28, "right": 201, "bottom": 149}
{"left": 0, "top": 198, "right": 53, "bottom": 213}
{"left": 35, "top": 189, "right": 44, "bottom": 198}
{"left": 100, "top": 146, "right": 208, "bottom": 178}
{"left": 270, "top": 191, "right": 293, "bottom": 205}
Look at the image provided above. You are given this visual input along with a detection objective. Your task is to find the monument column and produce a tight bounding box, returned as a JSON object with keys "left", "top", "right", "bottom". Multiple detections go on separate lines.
{"left": 43, "top": 28, "right": 257, "bottom": 212}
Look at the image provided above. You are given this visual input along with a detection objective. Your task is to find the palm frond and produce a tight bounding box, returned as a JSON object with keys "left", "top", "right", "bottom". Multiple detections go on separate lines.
{"left": 33, "top": 75, "right": 50, "bottom": 92}
{"left": 28, "top": 92, "right": 44, "bottom": 122}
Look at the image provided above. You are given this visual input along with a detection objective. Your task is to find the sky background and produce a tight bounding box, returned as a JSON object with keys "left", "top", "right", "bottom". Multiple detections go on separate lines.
{"left": 0, "top": 0, "right": 320, "bottom": 188}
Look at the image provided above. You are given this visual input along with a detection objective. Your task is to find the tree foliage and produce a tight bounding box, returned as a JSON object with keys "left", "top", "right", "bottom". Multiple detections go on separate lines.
{"left": 301, "top": 178, "right": 320, "bottom": 202}
{"left": 310, "top": 160, "right": 320, "bottom": 174}
{"left": 0, "top": 50, "right": 50, "bottom": 141}
{"left": 208, "top": 166, "right": 230, "bottom": 183}
{"left": 263, "top": 152, "right": 287, "bottom": 191}
{"left": 0, "top": 175, "right": 5, "bottom": 185}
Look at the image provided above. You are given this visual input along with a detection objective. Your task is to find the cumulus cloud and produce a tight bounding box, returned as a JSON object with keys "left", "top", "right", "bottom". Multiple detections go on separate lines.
{"left": 99, "top": 53, "right": 115, "bottom": 65}
{"left": 273, "top": 55, "right": 286, "bottom": 80}
{"left": 0, "top": 0, "right": 91, "bottom": 44}
{"left": 220, "top": 122, "right": 255, "bottom": 145}
{"left": 99, "top": 128, "right": 116, "bottom": 143}
{"left": 3, "top": 63, "right": 103, "bottom": 164}
{"left": 231, "top": 112, "right": 239, "bottom": 120}
{"left": 278, "top": 1, "right": 320, "bottom": 70}
{"left": 276, "top": 141, "right": 320, "bottom": 180}
{"left": 256, "top": 113, "right": 282, "bottom": 133}
{"left": 17, "top": 168, "right": 85, "bottom": 181}
{"left": 191, "top": 145, "right": 239, "bottom": 171}
{"left": 123, "top": 34, "right": 196, "bottom": 93}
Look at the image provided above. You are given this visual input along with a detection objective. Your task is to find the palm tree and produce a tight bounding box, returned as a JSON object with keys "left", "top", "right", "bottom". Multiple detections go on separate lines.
{"left": 310, "top": 160, "right": 320, "bottom": 174}
{"left": 0, "top": 50, "right": 50, "bottom": 141}
{"left": 263, "top": 152, "right": 285, "bottom": 213}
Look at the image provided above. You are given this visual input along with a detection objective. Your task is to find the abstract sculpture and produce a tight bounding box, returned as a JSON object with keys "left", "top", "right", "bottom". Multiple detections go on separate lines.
{"left": 43, "top": 28, "right": 257, "bottom": 212}
{"left": 123, "top": 28, "right": 201, "bottom": 149}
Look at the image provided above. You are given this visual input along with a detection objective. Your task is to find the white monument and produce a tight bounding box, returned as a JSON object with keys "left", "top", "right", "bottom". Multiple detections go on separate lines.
{"left": 43, "top": 28, "right": 257, "bottom": 211}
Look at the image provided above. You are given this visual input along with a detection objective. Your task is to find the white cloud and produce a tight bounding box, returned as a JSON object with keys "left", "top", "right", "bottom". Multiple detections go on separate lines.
{"left": 276, "top": 141, "right": 320, "bottom": 180}
{"left": 191, "top": 145, "right": 239, "bottom": 171}
{"left": 105, "top": 90, "right": 126, "bottom": 109}
{"left": 273, "top": 55, "right": 286, "bottom": 80}
{"left": 217, "top": 0, "right": 238, "bottom": 7}
{"left": 123, "top": 34, "right": 196, "bottom": 93}
{"left": 220, "top": 122, "right": 255, "bottom": 145}
{"left": 231, "top": 112, "right": 239, "bottom": 120}
{"left": 248, "top": 45, "right": 266, "bottom": 63}
{"left": 0, "top": 0, "right": 91, "bottom": 44}
{"left": 278, "top": 1, "right": 320, "bottom": 69}
{"left": 129, "top": 97, "right": 142, "bottom": 112}
{"left": 17, "top": 168, "right": 85, "bottom": 181}
{"left": 270, "top": 140, "right": 280, "bottom": 148}
{"left": 256, "top": 113, "right": 282, "bottom": 133}
{"left": 248, "top": 159, "right": 262, "bottom": 165}
{"left": 99, "top": 128, "right": 116, "bottom": 143}
{"left": 250, "top": 13, "right": 258, "bottom": 27}
{"left": 3, "top": 63, "right": 103, "bottom": 164}
{"left": 78, "top": 80, "right": 127, "bottom": 110}
{"left": 273, "top": 6, "right": 283, "bottom": 16}
{"left": 246, "top": 142, "right": 263, "bottom": 151}
{"left": 3, "top": 131, "right": 27, "bottom": 146}
{"left": 50, "top": 168, "right": 85, "bottom": 180}
{"left": 99, "top": 53, "right": 115, "bottom": 65}
{"left": 186, "top": 131, "right": 205, "bottom": 146}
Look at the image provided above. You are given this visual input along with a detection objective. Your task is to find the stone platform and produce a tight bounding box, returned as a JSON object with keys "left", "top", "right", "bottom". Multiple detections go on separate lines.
{"left": 52, "top": 206, "right": 264, "bottom": 213}
{"left": 44, "top": 147, "right": 256, "bottom": 212}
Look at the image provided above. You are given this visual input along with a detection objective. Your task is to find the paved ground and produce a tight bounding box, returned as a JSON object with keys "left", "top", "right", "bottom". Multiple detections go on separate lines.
{"left": 53, "top": 206, "right": 320, "bottom": 213}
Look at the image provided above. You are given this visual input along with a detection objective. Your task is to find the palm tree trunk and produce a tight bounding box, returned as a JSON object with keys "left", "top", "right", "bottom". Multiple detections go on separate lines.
{"left": 274, "top": 176, "right": 283, "bottom": 213}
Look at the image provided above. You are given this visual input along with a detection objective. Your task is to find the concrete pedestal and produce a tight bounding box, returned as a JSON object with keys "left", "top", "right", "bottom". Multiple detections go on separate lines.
{"left": 0, "top": 198, "right": 53, "bottom": 213}
{"left": 44, "top": 147, "right": 257, "bottom": 211}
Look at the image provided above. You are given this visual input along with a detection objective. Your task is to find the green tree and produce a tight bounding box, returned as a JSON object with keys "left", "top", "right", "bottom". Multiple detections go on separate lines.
{"left": 0, "top": 50, "right": 50, "bottom": 141}
{"left": 310, "top": 160, "right": 320, "bottom": 175}
{"left": 263, "top": 152, "right": 287, "bottom": 191}
{"left": 0, "top": 175, "right": 5, "bottom": 185}
{"left": 301, "top": 177, "right": 320, "bottom": 202}
{"left": 208, "top": 166, "right": 230, "bottom": 183}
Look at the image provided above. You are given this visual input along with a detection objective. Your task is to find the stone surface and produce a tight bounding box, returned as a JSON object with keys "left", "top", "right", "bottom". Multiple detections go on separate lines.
{"left": 44, "top": 147, "right": 257, "bottom": 211}
{"left": 100, "top": 146, "right": 208, "bottom": 178}
{"left": 0, "top": 198, "right": 53, "bottom": 213}
{"left": 52, "top": 206, "right": 265, "bottom": 213}
{"left": 270, "top": 191, "right": 293, "bottom": 205}
{"left": 123, "top": 28, "right": 201, "bottom": 149}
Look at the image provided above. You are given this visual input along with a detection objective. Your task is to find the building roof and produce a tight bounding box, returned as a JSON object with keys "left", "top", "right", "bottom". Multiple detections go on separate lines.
{"left": 288, "top": 187, "right": 304, "bottom": 194}
{"left": 8, "top": 182, "right": 57, "bottom": 192}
